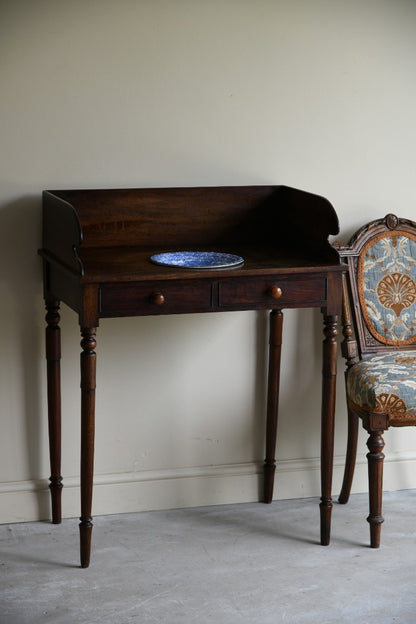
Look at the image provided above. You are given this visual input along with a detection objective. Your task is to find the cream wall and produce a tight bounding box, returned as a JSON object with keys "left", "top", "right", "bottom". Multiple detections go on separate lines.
{"left": 2, "top": 0, "right": 416, "bottom": 523}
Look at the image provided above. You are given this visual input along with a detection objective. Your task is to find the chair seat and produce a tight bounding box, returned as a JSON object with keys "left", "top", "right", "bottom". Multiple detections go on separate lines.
{"left": 347, "top": 351, "right": 416, "bottom": 423}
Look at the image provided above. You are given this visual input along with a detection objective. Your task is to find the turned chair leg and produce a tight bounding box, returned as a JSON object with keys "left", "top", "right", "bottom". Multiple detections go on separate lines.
{"left": 366, "top": 430, "right": 385, "bottom": 548}
{"left": 339, "top": 405, "right": 359, "bottom": 504}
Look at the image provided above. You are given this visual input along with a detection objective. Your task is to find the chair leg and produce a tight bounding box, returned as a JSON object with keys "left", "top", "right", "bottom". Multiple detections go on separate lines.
{"left": 366, "top": 431, "right": 385, "bottom": 548}
{"left": 338, "top": 405, "right": 359, "bottom": 504}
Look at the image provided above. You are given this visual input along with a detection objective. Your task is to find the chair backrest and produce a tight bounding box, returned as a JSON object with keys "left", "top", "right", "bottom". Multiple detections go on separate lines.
{"left": 338, "top": 214, "right": 416, "bottom": 358}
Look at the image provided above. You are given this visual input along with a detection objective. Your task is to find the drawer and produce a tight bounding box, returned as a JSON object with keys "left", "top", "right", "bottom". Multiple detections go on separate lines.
{"left": 100, "top": 279, "right": 213, "bottom": 317}
{"left": 218, "top": 275, "right": 326, "bottom": 309}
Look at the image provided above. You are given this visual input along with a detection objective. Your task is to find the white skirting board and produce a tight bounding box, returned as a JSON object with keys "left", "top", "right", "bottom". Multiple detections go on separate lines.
{"left": 2, "top": 452, "right": 416, "bottom": 524}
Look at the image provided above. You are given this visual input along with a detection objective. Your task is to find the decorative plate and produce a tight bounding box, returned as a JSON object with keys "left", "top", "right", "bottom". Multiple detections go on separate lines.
{"left": 150, "top": 251, "right": 244, "bottom": 269}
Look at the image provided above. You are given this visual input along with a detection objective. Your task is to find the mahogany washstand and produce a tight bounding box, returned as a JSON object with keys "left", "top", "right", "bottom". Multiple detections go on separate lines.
{"left": 39, "top": 185, "right": 344, "bottom": 567}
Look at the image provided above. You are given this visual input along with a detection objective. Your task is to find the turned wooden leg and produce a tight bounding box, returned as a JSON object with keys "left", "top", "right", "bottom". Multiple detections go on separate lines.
{"left": 366, "top": 431, "right": 385, "bottom": 548}
{"left": 45, "top": 297, "right": 63, "bottom": 524}
{"left": 338, "top": 403, "right": 359, "bottom": 504}
{"left": 320, "top": 314, "right": 338, "bottom": 545}
{"left": 264, "top": 310, "right": 283, "bottom": 503}
{"left": 79, "top": 327, "right": 97, "bottom": 568}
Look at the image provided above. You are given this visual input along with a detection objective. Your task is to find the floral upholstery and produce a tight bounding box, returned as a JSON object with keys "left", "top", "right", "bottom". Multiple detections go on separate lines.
{"left": 358, "top": 232, "right": 416, "bottom": 346}
{"left": 347, "top": 351, "right": 416, "bottom": 423}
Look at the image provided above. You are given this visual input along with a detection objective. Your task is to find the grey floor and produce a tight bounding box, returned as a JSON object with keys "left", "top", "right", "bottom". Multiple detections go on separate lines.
{"left": 1, "top": 491, "right": 415, "bottom": 624}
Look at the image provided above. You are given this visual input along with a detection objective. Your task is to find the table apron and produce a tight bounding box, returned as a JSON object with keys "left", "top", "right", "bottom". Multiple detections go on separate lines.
{"left": 99, "top": 274, "right": 329, "bottom": 317}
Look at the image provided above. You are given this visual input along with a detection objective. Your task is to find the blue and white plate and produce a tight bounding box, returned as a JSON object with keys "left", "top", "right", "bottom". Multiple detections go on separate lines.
{"left": 150, "top": 251, "right": 244, "bottom": 269}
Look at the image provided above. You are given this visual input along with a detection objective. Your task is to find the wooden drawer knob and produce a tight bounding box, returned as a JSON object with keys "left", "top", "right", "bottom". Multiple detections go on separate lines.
{"left": 268, "top": 285, "right": 282, "bottom": 300}
{"left": 150, "top": 292, "right": 165, "bottom": 305}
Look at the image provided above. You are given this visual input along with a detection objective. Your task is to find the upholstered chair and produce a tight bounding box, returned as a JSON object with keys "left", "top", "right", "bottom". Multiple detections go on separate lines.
{"left": 337, "top": 213, "right": 416, "bottom": 547}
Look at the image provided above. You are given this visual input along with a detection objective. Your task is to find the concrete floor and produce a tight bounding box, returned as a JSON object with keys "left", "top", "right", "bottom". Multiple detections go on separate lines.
{"left": 1, "top": 491, "right": 415, "bottom": 624}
